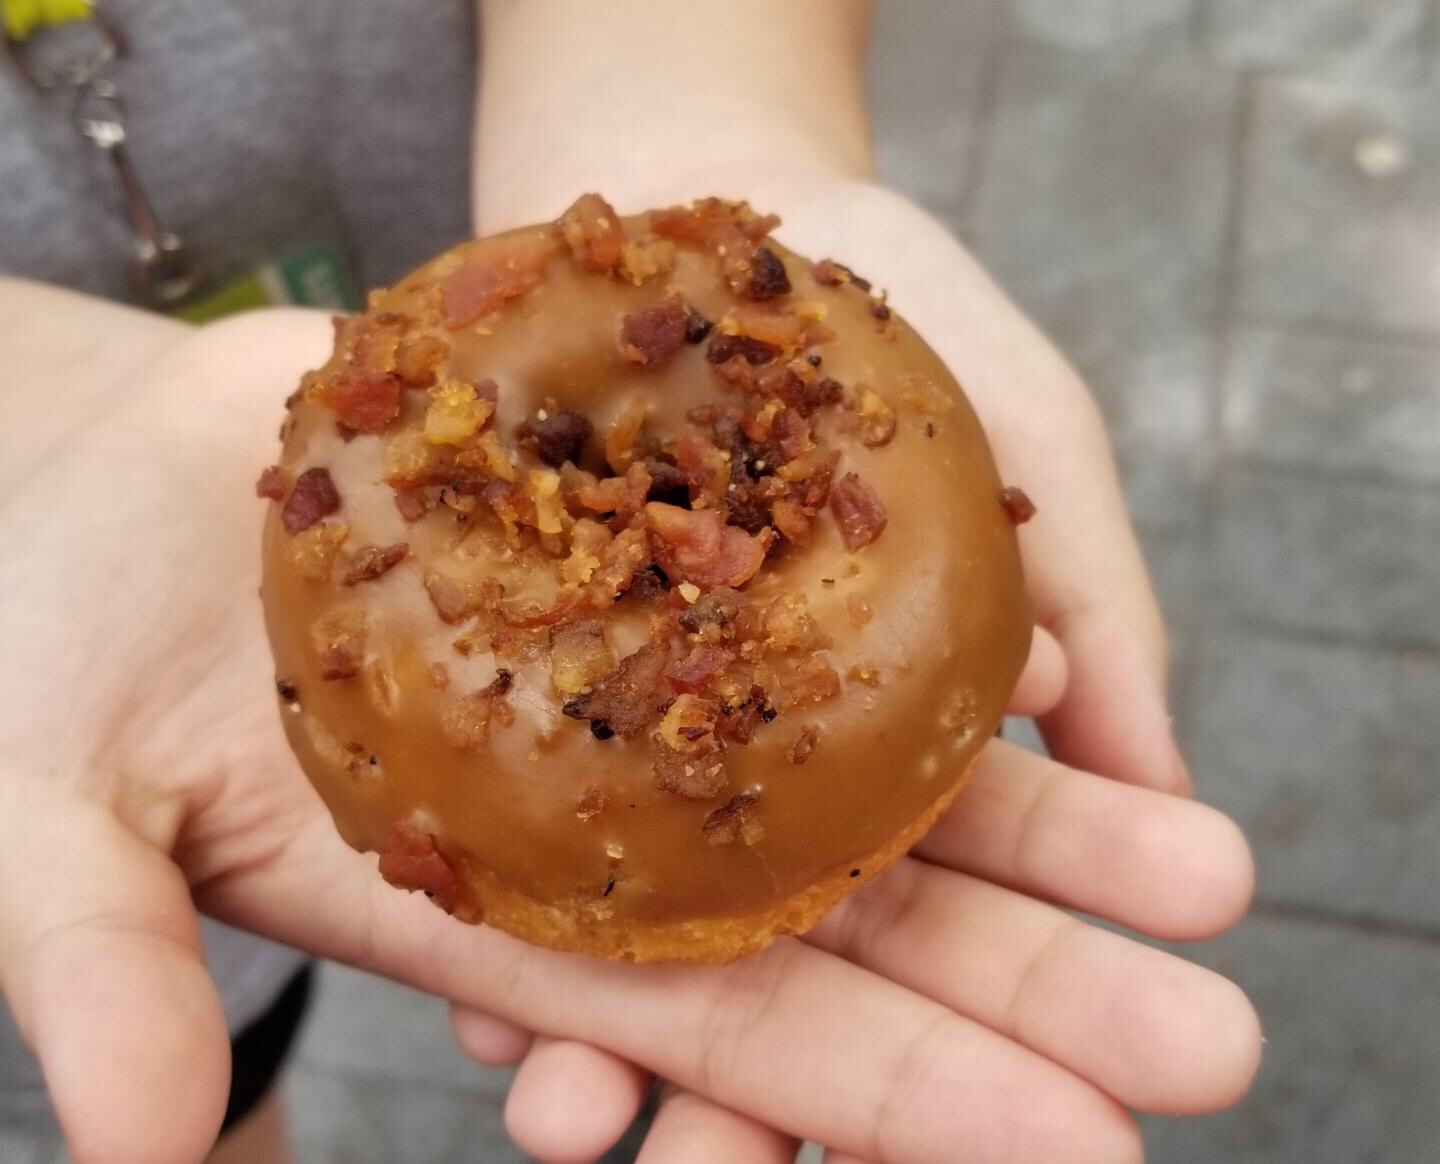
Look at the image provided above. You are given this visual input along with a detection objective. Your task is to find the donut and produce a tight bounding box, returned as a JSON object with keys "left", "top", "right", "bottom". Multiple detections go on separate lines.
{"left": 258, "top": 194, "right": 1033, "bottom": 963}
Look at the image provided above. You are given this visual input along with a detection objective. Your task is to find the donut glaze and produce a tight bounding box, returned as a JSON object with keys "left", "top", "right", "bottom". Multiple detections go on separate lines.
{"left": 259, "top": 196, "right": 1032, "bottom": 962}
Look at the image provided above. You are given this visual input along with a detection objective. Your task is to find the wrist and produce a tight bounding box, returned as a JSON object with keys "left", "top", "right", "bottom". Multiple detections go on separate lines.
{"left": 474, "top": 0, "right": 874, "bottom": 232}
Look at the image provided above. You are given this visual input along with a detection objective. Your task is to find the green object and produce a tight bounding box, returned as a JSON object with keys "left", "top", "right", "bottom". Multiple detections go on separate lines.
{"left": 174, "top": 242, "right": 360, "bottom": 323}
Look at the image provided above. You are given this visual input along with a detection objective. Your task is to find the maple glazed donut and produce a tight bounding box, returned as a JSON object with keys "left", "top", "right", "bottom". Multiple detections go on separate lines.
{"left": 258, "top": 194, "right": 1034, "bottom": 963}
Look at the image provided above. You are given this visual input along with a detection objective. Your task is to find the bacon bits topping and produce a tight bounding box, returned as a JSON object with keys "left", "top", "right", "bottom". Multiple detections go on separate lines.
{"left": 789, "top": 724, "right": 820, "bottom": 764}
{"left": 256, "top": 465, "right": 286, "bottom": 500}
{"left": 678, "top": 587, "right": 742, "bottom": 640}
{"left": 441, "top": 231, "right": 553, "bottom": 329}
{"left": 281, "top": 467, "right": 340, "bottom": 534}
{"left": 342, "top": 543, "right": 409, "bottom": 586}
{"left": 811, "top": 258, "right": 872, "bottom": 292}
{"left": 786, "top": 655, "right": 842, "bottom": 707}
{"left": 856, "top": 391, "right": 898, "bottom": 448}
{"left": 289, "top": 522, "right": 349, "bottom": 581}
{"left": 550, "top": 619, "right": 617, "bottom": 695}
{"left": 746, "top": 246, "right": 791, "bottom": 300}
{"left": 847, "top": 593, "right": 875, "bottom": 627}
{"left": 707, "top": 332, "right": 779, "bottom": 367}
{"left": 557, "top": 193, "right": 624, "bottom": 273}
{"left": 329, "top": 369, "right": 401, "bottom": 434}
{"left": 424, "top": 571, "right": 497, "bottom": 624}
{"left": 620, "top": 297, "right": 688, "bottom": 367}
{"left": 562, "top": 643, "right": 668, "bottom": 739}
{"left": 1001, "top": 486, "right": 1037, "bottom": 525}
{"left": 619, "top": 237, "right": 677, "bottom": 285}
{"left": 685, "top": 310, "right": 714, "bottom": 344}
{"left": 395, "top": 333, "right": 448, "bottom": 388}
{"left": 442, "top": 670, "right": 515, "bottom": 749}
{"left": 665, "top": 644, "right": 735, "bottom": 694}
{"left": 424, "top": 380, "right": 495, "bottom": 447}
{"left": 830, "top": 472, "right": 888, "bottom": 551}
{"left": 702, "top": 790, "right": 764, "bottom": 845}
{"left": 312, "top": 608, "right": 367, "bottom": 680}
{"left": 378, "top": 822, "right": 461, "bottom": 913}
{"left": 518, "top": 409, "right": 594, "bottom": 468}
{"left": 645, "top": 503, "right": 769, "bottom": 590}
{"left": 653, "top": 695, "right": 727, "bottom": 799}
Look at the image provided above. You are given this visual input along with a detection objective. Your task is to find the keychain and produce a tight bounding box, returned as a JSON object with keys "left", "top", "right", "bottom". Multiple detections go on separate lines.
{"left": 4, "top": 0, "right": 204, "bottom": 308}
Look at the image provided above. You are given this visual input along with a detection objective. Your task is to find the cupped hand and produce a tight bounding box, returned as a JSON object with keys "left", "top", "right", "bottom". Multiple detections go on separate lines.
{"left": 0, "top": 181, "right": 1247, "bottom": 1164}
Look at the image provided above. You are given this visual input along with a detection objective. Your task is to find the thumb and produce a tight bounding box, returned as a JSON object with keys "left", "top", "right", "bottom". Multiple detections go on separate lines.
{"left": 0, "top": 789, "right": 230, "bottom": 1164}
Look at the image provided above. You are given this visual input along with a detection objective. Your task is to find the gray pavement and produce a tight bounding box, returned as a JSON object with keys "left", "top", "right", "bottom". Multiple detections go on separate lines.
{"left": 7, "top": 2, "right": 1436, "bottom": 1161}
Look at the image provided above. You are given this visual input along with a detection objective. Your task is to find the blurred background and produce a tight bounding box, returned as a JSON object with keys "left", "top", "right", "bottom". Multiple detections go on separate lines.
{"left": 4, "top": 1, "right": 1437, "bottom": 1161}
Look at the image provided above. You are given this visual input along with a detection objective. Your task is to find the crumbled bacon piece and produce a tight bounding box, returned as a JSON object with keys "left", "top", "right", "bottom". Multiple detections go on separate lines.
{"left": 343, "top": 543, "right": 409, "bottom": 585}
{"left": 810, "top": 258, "right": 872, "bottom": 292}
{"left": 646, "top": 503, "right": 768, "bottom": 590}
{"left": 789, "top": 724, "right": 820, "bottom": 765}
{"left": 395, "top": 334, "right": 448, "bottom": 388}
{"left": 870, "top": 294, "right": 892, "bottom": 322}
{"left": 289, "top": 522, "right": 349, "bottom": 580}
{"left": 576, "top": 786, "right": 608, "bottom": 822}
{"left": 746, "top": 247, "right": 791, "bottom": 300}
{"left": 424, "top": 381, "right": 495, "bottom": 447}
{"left": 620, "top": 297, "right": 689, "bottom": 367}
{"left": 770, "top": 497, "right": 810, "bottom": 544}
{"left": 644, "top": 460, "right": 691, "bottom": 506}
{"left": 329, "top": 365, "right": 401, "bottom": 433}
{"left": 256, "top": 465, "right": 286, "bottom": 500}
{"left": 803, "top": 376, "right": 846, "bottom": 412}
{"left": 678, "top": 587, "right": 743, "bottom": 640}
{"left": 394, "top": 487, "right": 431, "bottom": 522}
{"left": 378, "top": 822, "right": 461, "bottom": 913}
{"left": 856, "top": 391, "right": 898, "bottom": 448}
{"left": 442, "top": 670, "right": 515, "bottom": 749}
{"left": 282, "top": 468, "right": 341, "bottom": 534}
{"left": 562, "top": 642, "right": 668, "bottom": 738}
{"left": 441, "top": 231, "right": 553, "bottom": 328}
{"left": 1001, "top": 486, "right": 1037, "bottom": 525}
{"left": 707, "top": 333, "right": 779, "bottom": 367}
{"left": 727, "top": 306, "right": 807, "bottom": 350}
{"left": 573, "top": 462, "right": 653, "bottom": 527}
{"left": 312, "top": 607, "right": 367, "bottom": 681}
{"left": 702, "top": 790, "right": 764, "bottom": 845}
{"left": 650, "top": 198, "right": 778, "bottom": 248}
{"left": 501, "top": 589, "right": 583, "bottom": 629}
{"left": 760, "top": 594, "right": 832, "bottom": 653}
{"left": 556, "top": 193, "right": 624, "bottom": 273}
{"left": 665, "top": 645, "right": 735, "bottom": 693}
{"left": 654, "top": 740, "right": 727, "bottom": 800}
{"left": 830, "top": 472, "right": 888, "bottom": 551}
{"left": 517, "top": 409, "right": 594, "bottom": 468}
{"left": 685, "top": 310, "right": 714, "bottom": 344}
{"left": 550, "top": 619, "right": 617, "bottom": 695}
{"left": 716, "top": 684, "right": 777, "bottom": 744}
{"left": 847, "top": 593, "right": 874, "bottom": 627}
{"left": 603, "top": 405, "right": 649, "bottom": 473}
{"left": 424, "top": 571, "right": 497, "bottom": 624}
{"left": 786, "top": 655, "right": 841, "bottom": 706}
{"left": 771, "top": 408, "right": 812, "bottom": 461}
{"left": 619, "top": 237, "right": 677, "bottom": 284}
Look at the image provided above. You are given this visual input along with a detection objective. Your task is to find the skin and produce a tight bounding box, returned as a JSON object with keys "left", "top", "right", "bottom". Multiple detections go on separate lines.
{"left": 0, "top": 2, "right": 1253, "bottom": 1161}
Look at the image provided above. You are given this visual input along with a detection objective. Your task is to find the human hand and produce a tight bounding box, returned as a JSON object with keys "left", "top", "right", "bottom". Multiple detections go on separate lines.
{"left": 0, "top": 236, "right": 1253, "bottom": 1164}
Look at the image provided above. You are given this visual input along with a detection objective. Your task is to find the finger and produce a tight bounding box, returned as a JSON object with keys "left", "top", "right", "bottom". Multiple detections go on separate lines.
{"left": 808, "top": 858, "right": 1263, "bottom": 1114}
{"left": 206, "top": 812, "right": 1143, "bottom": 1164}
{"left": 1006, "top": 625, "right": 1066, "bottom": 717}
{"left": 1039, "top": 591, "right": 1190, "bottom": 796}
{"left": 0, "top": 792, "right": 230, "bottom": 1164}
{"left": 449, "top": 1002, "right": 534, "bottom": 1066}
{"left": 504, "top": 1037, "right": 651, "bottom": 1163}
{"left": 918, "top": 740, "right": 1254, "bottom": 940}
{"left": 636, "top": 1084, "right": 796, "bottom": 1163}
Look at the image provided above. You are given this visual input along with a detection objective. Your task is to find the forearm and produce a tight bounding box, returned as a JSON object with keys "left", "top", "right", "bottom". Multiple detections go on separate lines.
{"left": 473, "top": 0, "right": 874, "bottom": 233}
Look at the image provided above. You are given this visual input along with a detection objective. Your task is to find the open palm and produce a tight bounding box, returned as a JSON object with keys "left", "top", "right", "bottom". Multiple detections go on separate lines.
{"left": 0, "top": 187, "right": 1257, "bottom": 1164}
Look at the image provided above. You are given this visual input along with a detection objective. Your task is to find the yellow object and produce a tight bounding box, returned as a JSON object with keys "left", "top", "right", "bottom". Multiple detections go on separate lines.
{"left": 2, "top": 0, "right": 93, "bottom": 41}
